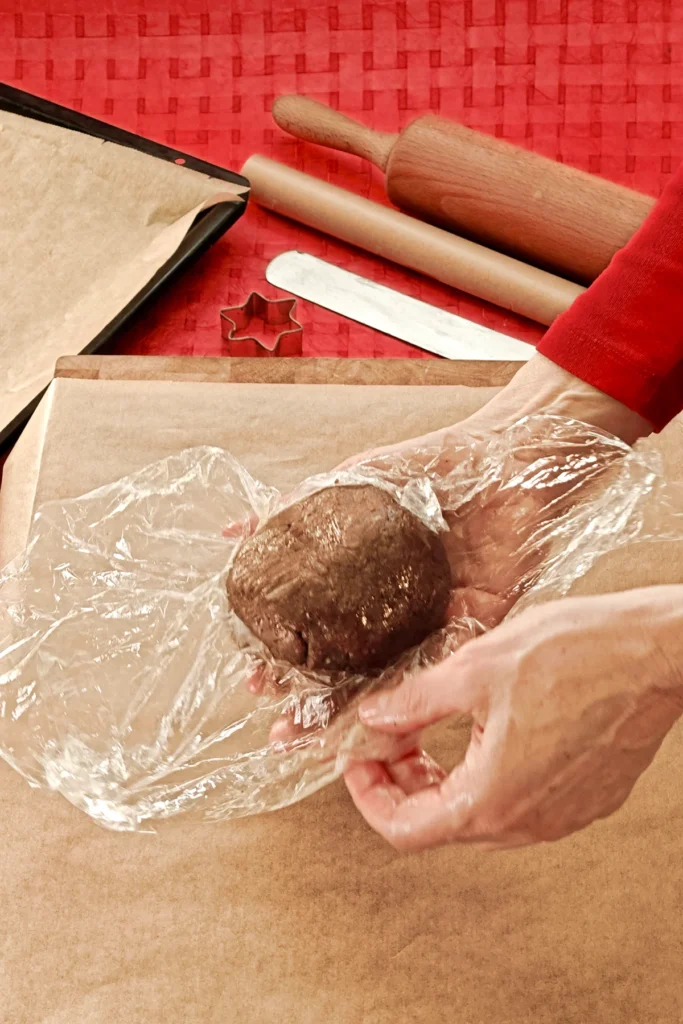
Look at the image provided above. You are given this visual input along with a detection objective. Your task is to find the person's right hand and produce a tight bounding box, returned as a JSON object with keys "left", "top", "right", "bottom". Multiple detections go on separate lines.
{"left": 345, "top": 586, "right": 683, "bottom": 851}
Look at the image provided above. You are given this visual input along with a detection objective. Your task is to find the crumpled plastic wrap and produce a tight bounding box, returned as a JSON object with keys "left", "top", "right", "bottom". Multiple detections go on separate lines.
{"left": 0, "top": 414, "right": 681, "bottom": 831}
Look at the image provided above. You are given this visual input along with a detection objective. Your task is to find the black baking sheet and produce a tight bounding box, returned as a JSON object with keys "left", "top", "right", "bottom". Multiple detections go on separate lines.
{"left": 0, "top": 83, "right": 249, "bottom": 448}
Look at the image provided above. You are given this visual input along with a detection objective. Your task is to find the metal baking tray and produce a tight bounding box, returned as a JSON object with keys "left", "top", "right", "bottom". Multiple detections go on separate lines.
{"left": 0, "top": 82, "right": 249, "bottom": 448}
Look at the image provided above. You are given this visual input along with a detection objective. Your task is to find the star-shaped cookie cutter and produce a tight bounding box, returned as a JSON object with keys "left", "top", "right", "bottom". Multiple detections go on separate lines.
{"left": 220, "top": 292, "right": 303, "bottom": 357}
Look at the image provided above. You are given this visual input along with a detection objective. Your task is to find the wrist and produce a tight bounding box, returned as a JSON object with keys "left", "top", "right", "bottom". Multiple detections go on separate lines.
{"left": 467, "top": 355, "right": 653, "bottom": 445}
{"left": 626, "top": 586, "right": 683, "bottom": 697}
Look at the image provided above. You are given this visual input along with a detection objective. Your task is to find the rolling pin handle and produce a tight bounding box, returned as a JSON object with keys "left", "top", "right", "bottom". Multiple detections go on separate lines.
{"left": 272, "top": 95, "right": 397, "bottom": 171}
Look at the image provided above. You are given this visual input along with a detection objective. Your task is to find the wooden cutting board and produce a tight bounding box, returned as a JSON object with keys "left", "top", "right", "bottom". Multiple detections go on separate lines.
{"left": 55, "top": 355, "right": 520, "bottom": 388}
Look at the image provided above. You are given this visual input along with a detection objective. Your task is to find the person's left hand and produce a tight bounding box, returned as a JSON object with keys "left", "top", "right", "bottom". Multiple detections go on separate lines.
{"left": 345, "top": 587, "right": 683, "bottom": 851}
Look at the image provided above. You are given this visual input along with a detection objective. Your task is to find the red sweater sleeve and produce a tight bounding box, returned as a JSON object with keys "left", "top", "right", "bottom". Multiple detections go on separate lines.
{"left": 537, "top": 163, "right": 683, "bottom": 431}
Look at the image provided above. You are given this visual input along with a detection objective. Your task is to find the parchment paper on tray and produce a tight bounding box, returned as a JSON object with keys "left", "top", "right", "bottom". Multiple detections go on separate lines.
{"left": 0, "top": 108, "right": 247, "bottom": 441}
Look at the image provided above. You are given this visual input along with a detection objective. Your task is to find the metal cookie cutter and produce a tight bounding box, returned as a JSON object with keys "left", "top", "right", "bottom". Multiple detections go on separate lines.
{"left": 220, "top": 292, "right": 303, "bottom": 357}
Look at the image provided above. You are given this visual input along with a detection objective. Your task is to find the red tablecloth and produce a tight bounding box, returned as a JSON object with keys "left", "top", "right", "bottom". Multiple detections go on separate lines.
{"left": 1, "top": 0, "right": 681, "bottom": 360}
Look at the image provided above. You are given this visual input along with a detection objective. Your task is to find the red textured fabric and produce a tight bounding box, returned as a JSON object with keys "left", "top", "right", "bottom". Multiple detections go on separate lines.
{"left": 0, "top": 0, "right": 681, "bottom": 366}
{"left": 538, "top": 161, "right": 683, "bottom": 429}
{"left": 653, "top": 361, "right": 683, "bottom": 428}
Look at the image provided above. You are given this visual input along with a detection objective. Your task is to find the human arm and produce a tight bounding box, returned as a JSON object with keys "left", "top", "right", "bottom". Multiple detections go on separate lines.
{"left": 348, "top": 161, "right": 683, "bottom": 461}
{"left": 341, "top": 174, "right": 683, "bottom": 846}
{"left": 536, "top": 161, "right": 683, "bottom": 430}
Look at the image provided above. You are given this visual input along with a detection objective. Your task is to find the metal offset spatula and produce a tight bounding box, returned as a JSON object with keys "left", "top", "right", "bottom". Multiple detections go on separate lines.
{"left": 265, "top": 251, "right": 536, "bottom": 361}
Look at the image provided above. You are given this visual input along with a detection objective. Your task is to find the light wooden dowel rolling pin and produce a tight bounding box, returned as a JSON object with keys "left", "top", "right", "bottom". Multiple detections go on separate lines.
{"left": 242, "top": 154, "right": 583, "bottom": 326}
{"left": 272, "top": 95, "right": 655, "bottom": 284}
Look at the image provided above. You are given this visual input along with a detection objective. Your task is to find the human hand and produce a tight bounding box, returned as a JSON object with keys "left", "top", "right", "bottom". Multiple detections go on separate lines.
{"left": 336, "top": 356, "right": 646, "bottom": 632}
{"left": 241, "top": 412, "right": 566, "bottom": 740}
{"left": 247, "top": 414, "right": 626, "bottom": 747}
{"left": 235, "top": 356, "right": 651, "bottom": 743}
{"left": 345, "top": 587, "right": 683, "bottom": 851}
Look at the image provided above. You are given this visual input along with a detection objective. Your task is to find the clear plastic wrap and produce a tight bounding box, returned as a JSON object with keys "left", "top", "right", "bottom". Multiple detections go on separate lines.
{"left": 0, "top": 414, "right": 681, "bottom": 831}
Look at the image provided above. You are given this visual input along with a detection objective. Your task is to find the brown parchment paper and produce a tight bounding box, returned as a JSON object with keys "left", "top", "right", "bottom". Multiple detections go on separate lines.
{"left": 0, "top": 111, "right": 246, "bottom": 438}
{"left": 0, "top": 378, "right": 683, "bottom": 1024}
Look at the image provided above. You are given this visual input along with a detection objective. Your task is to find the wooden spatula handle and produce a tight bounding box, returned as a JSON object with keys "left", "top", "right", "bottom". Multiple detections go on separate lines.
{"left": 272, "top": 96, "right": 397, "bottom": 171}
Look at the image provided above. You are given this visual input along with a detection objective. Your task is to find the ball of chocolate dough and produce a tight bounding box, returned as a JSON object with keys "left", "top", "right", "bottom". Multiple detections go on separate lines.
{"left": 226, "top": 484, "right": 452, "bottom": 673}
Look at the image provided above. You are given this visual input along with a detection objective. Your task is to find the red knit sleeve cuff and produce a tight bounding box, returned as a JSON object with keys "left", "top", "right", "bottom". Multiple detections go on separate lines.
{"left": 643, "top": 361, "right": 683, "bottom": 430}
{"left": 536, "top": 160, "right": 683, "bottom": 432}
{"left": 537, "top": 327, "right": 665, "bottom": 427}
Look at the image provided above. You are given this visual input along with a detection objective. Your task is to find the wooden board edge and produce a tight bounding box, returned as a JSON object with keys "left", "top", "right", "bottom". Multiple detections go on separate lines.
{"left": 55, "top": 355, "right": 521, "bottom": 388}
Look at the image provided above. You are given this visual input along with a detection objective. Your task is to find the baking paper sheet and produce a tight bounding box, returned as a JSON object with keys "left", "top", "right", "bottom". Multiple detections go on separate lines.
{"left": 0, "top": 110, "right": 245, "bottom": 438}
{"left": 0, "top": 376, "right": 683, "bottom": 1022}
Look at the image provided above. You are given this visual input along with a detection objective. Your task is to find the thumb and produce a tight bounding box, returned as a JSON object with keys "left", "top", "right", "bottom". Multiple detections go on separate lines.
{"left": 359, "top": 649, "right": 482, "bottom": 735}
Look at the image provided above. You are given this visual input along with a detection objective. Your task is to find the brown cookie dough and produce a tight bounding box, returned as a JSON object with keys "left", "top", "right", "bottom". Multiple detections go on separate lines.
{"left": 226, "top": 484, "right": 451, "bottom": 673}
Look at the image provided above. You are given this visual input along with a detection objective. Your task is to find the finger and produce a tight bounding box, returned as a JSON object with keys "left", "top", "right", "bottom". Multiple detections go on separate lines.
{"left": 345, "top": 759, "right": 472, "bottom": 852}
{"left": 359, "top": 650, "right": 481, "bottom": 734}
{"left": 268, "top": 687, "right": 341, "bottom": 744}
{"left": 385, "top": 747, "right": 447, "bottom": 794}
{"left": 446, "top": 587, "right": 514, "bottom": 631}
{"left": 245, "top": 665, "right": 268, "bottom": 695}
{"left": 269, "top": 713, "right": 307, "bottom": 744}
{"left": 268, "top": 705, "right": 327, "bottom": 747}
{"left": 245, "top": 660, "right": 283, "bottom": 697}
{"left": 222, "top": 514, "right": 258, "bottom": 539}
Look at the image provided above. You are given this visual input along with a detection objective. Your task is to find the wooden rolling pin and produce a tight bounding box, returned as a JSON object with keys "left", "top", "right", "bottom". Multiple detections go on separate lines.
{"left": 272, "top": 96, "right": 656, "bottom": 284}
{"left": 242, "top": 154, "right": 583, "bottom": 326}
